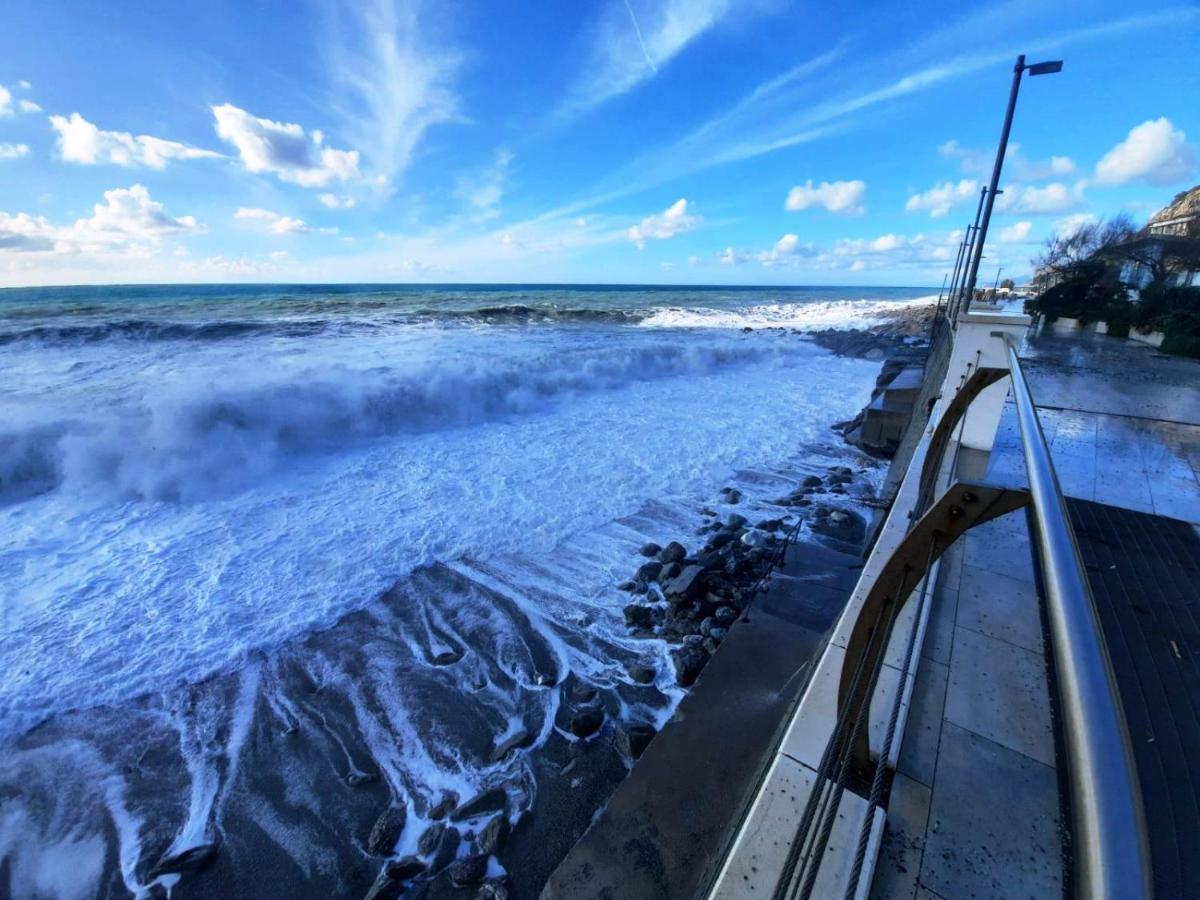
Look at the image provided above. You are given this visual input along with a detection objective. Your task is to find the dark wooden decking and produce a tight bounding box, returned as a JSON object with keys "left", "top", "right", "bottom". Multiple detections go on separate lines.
{"left": 1067, "top": 498, "right": 1200, "bottom": 899}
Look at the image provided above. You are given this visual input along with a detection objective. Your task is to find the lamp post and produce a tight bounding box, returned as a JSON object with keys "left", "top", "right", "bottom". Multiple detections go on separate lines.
{"left": 959, "top": 55, "right": 1062, "bottom": 317}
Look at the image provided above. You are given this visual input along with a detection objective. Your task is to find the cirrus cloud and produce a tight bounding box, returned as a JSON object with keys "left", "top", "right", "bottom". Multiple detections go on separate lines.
{"left": 234, "top": 207, "right": 338, "bottom": 235}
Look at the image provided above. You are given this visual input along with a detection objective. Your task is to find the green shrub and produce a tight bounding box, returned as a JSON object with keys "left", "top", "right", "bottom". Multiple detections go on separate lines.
{"left": 1161, "top": 333, "right": 1200, "bottom": 359}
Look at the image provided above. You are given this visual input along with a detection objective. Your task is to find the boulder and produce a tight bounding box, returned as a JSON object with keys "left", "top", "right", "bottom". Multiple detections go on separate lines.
{"left": 451, "top": 788, "right": 508, "bottom": 822}
{"left": 490, "top": 728, "right": 533, "bottom": 762}
{"left": 623, "top": 604, "right": 657, "bottom": 629}
{"left": 477, "top": 813, "right": 511, "bottom": 855}
{"left": 449, "top": 854, "right": 489, "bottom": 887}
{"left": 660, "top": 560, "right": 682, "bottom": 581}
{"left": 570, "top": 707, "right": 604, "bottom": 738}
{"left": 626, "top": 661, "right": 656, "bottom": 684}
{"left": 810, "top": 507, "right": 866, "bottom": 544}
{"left": 713, "top": 606, "right": 739, "bottom": 627}
{"left": 385, "top": 856, "right": 426, "bottom": 881}
{"left": 429, "top": 791, "right": 458, "bottom": 821}
{"left": 150, "top": 843, "right": 218, "bottom": 878}
{"left": 671, "top": 644, "right": 710, "bottom": 687}
{"left": 430, "top": 826, "right": 461, "bottom": 873}
{"left": 477, "top": 880, "right": 511, "bottom": 900}
{"left": 432, "top": 649, "right": 463, "bottom": 666}
{"left": 639, "top": 542, "right": 662, "bottom": 557}
{"left": 616, "top": 723, "right": 657, "bottom": 759}
{"left": 740, "top": 530, "right": 771, "bottom": 550}
{"left": 658, "top": 541, "right": 687, "bottom": 564}
{"left": 418, "top": 822, "right": 445, "bottom": 856}
{"left": 706, "top": 531, "right": 735, "bottom": 551}
{"left": 802, "top": 475, "right": 823, "bottom": 488}
{"left": 726, "top": 513, "right": 748, "bottom": 529}
{"left": 367, "top": 805, "right": 407, "bottom": 855}
{"left": 755, "top": 518, "right": 784, "bottom": 532}
{"left": 363, "top": 869, "right": 405, "bottom": 900}
{"left": 617, "top": 580, "right": 638, "bottom": 592}
{"left": 663, "top": 564, "right": 705, "bottom": 600}
{"left": 636, "top": 561, "right": 663, "bottom": 582}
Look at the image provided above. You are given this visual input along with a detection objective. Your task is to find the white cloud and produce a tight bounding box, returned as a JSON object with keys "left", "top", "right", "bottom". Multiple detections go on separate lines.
{"left": 0, "top": 85, "right": 11, "bottom": 118}
{"left": 0, "top": 143, "right": 30, "bottom": 159}
{"left": 754, "top": 232, "right": 817, "bottom": 266}
{"left": 718, "top": 246, "right": 740, "bottom": 265}
{"left": 0, "top": 184, "right": 204, "bottom": 254}
{"left": 1054, "top": 212, "right": 1098, "bottom": 237}
{"left": 996, "top": 182, "right": 1084, "bottom": 215}
{"left": 321, "top": 0, "right": 461, "bottom": 186}
{"left": 939, "top": 139, "right": 1075, "bottom": 181}
{"left": 905, "top": 179, "right": 978, "bottom": 217}
{"left": 18, "top": 99, "right": 41, "bottom": 114}
{"left": 51, "top": 112, "right": 222, "bottom": 169}
{"left": 318, "top": 193, "right": 357, "bottom": 209}
{"left": 627, "top": 198, "right": 700, "bottom": 248}
{"left": 785, "top": 179, "right": 866, "bottom": 215}
{"left": 212, "top": 103, "right": 360, "bottom": 188}
{"left": 234, "top": 207, "right": 337, "bottom": 235}
{"left": 1094, "top": 117, "right": 1196, "bottom": 186}
{"left": 999, "top": 221, "right": 1033, "bottom": 242}
{"left": 563, "top": 0, "right": 735, "bottom": 116}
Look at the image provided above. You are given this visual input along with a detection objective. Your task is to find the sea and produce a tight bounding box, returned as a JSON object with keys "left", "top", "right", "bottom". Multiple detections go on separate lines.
{"left": 0, "top": 283, "right": 934, "bottom": 898}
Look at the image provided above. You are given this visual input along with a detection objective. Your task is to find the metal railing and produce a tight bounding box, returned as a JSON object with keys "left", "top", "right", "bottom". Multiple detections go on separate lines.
{"left": 999, "top": 333, "right": 1153, "bottom": 898}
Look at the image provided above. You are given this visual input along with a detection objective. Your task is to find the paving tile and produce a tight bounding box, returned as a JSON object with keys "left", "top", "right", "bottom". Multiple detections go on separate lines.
{"left": 955, "top": 564, "right": 1043, "bottom": 652}
{"left": 920, "top": 722, "right": 1062, "bottom": 900}
{"left": 898, "top": 659, "right": 948, "bottom": 787}
{"left": 870, "top": 773, "right": 931, "bottom": 900}
{"left": 922, "top": 581, "right": 957, "bottom": 667}
{"left": 962, "top": 530, "right": 1034, "bottom": 580}
{"left": 943, "top": 626, "right": 1055, "bottom": 767}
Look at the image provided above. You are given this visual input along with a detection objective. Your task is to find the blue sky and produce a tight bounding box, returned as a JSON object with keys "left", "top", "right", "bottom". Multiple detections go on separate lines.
{"left": 0, "top": 0, "right": 1197, "bottom": 287}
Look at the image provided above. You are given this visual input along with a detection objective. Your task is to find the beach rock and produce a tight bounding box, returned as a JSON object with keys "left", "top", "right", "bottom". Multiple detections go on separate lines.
{"left": 811, "top": 507, "right": 866, "bottom": 544}
{"left": 347, "top": 770, "right": 379, "bottom": 787}
{"left": 707, "top": 531, "right": 735, "bottom": 551}
{"left": 452, "top": 788, "right": 507, "bottom": 822}
{"left": 477, "top": 881, "right": 511, "bottom": 900}
{"left": 703, "top": 637, "right": 720, "bottom": 655}
{"left": 660, "top": 560, "right": 682, "bottom": 581}
{"left": 477, "top": 813, "right": 511, "bottom": 855}
{"left": 623, "top": 603, "right": 657, "bottom": 628}
{"left": 714, "top": 606, "right": 739, "bottom": 627}
{"left": 385, "top": 856, "right": 427, "bottom": 881}
{"left": 490, "top": 728, "right": 533, "bottom": 762}
{"left": 639, "top": 542, "right": 662, "bottom": 557}
{"left": 755, "top": 518, "right": 784, "bottom": 532}
{"left": 626, "top": 661, "right": 656, "bottom": 684}
{"left": 570, "top": 707, "right": 604, "bottom": 738}
{"left": 367, "top": 805, "right": 407, "bottom": 856}
{"left": 150, "top": 843, "right": 218, "bottom": 878}
{"left": 617, "top": 580, "right": 638, "bottom": 592}
{"left": 636, "top": 561, "right": 663, "bottom": 582}
{"left": 664, "top": 564, "right": 705, "bottom": 600}
{"left": 802, "top": 475, "right": 823, "bottom": 488}
{"left": 569, "top": 680, "right": 598, "bottom": 703}
{"left": 431, "top": 826, "right": 461, "bottom": 872}
{"left": 720, "top": 487, "right": 742, "bottom": 503}
{"left": 709, "top": 626, "right": 729, "bottom": 642}
{"left": 363, "top": 870, "right": 405, "bottom": 900}
{"left": 616, "top": 723, "right": 657, "bottom": 759}
{"left": 741, "top": 530, "right": 771, "bottom": 550}
{"left": 429, "top": 791, "right": 458, "bottom": 821}
{"left": 658, "top": 541, "right": 687, "bottom": 564}
{"left": 432, "top": 649, "right": 463, "bottom": 666}
{"left": 418, "top": 822, "right": 446, "bottom": 856}
{"left": 726, "top": 513, "right": 748, "bottom": 529}
{"left": 449, "top": 854, "right": 489, "bottom": 887}
{"left": 671, "top": 644, "right": 710, "bottom": 687}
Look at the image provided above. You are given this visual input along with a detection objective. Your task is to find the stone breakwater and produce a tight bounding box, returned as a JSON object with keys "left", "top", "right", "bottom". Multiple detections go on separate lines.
{"left": 616, "top": 472, "right": 868, "bottom": 692}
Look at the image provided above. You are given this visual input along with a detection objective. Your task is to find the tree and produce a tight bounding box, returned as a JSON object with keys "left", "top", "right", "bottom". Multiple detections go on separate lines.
{"left": 1032, "top": 214, "right": 1136, "bottom": 283}
{"left": 1121, "top": 237, "right": 1200, "bottom": 290}
{"left": 999, "top": 278, "right": 1015, "bottom": 290}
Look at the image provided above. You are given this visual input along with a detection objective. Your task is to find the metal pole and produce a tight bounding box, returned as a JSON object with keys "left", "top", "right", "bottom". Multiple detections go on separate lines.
{"left": 935, "top": 273, "right": 948, "bottom": 317}
{"left": 962, "top": 56, "right": 1025, "bottom": 315}
{"left": 958, "top": 187, "right": 988, "bottom": 317}
{"left": 1000, "top": 334, "right": 1152, "bottom": 899}
{"left": 945, "top": 232, "right": 969, "bottom": 321}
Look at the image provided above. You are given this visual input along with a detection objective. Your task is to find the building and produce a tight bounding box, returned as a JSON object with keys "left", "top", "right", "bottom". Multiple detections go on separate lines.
{"left": 1120, "top": 184, "right": 1200, "bottom": 295}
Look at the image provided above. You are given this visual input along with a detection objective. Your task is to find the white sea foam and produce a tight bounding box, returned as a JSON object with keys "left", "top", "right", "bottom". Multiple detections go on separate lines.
{"left": 0, "top": 321, "right": 878, "bottom": 738}
{"left": 637, "top": 295, "right": 939, "bottom": 330}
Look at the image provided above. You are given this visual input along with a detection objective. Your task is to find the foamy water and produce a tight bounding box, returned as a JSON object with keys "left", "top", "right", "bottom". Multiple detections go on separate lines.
{"left": 0, "top": 283, "right": 927, "bottom": 898}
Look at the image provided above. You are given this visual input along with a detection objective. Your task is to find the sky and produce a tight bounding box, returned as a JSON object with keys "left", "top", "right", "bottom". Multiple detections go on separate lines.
{"left": 0, "top": 0, "right": 1197, "bottom": 287}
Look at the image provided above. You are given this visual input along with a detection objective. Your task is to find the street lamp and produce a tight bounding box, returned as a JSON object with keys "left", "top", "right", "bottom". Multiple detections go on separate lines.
{"left": 960, "top": 55, "right": 1062, "bottom": 315}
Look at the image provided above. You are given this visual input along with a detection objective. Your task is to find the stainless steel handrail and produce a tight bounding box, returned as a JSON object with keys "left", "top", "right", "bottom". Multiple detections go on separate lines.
{"left": 1000, "top": 333, "right": 1153, "bottom": 899}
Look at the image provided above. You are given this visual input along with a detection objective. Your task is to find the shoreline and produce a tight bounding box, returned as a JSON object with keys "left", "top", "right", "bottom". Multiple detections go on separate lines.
{"left": 2, "top": 305, "right": 935, "bottom": 900}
